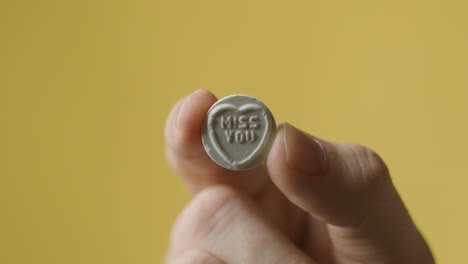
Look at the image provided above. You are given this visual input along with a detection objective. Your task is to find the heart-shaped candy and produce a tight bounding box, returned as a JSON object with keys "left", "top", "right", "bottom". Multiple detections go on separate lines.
{"left": 202, "top": 94, "right": 276, "bottom": 170}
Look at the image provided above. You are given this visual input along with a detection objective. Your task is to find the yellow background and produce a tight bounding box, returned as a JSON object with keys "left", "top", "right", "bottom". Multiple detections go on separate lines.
{"left": 2, "top": 0, "right": 467, "bottom": 263}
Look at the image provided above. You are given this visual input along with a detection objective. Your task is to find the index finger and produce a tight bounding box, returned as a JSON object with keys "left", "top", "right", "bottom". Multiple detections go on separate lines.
{"left": 164, "top": 89, "right": 270, "bottom": 196}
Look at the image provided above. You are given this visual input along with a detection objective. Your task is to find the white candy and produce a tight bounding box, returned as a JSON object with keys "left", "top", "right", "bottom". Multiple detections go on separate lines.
{"left": 202, "top": 94, "right": 276, "bottom": 171}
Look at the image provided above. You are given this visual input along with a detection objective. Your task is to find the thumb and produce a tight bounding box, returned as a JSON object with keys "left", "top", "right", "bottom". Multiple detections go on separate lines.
{"left": 267, "top": 123, "right": 396, "bottom": 227}
{"left": 266, "top": 123, "right": 434, "bottom": 262}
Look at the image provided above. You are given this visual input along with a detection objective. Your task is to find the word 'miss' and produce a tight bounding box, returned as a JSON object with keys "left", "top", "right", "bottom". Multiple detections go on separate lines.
{"left": 219, "top": 115, "right": 260, "bottom": 144}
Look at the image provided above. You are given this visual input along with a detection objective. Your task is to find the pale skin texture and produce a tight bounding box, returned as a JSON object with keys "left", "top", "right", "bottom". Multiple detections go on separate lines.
{"left": 164, "top": 89, "right": 435, "bottom": 264}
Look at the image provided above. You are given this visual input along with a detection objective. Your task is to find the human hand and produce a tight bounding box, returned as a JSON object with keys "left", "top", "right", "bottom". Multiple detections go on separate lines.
{"left": 164, "top": 89, "right": 435, "bottom": 264}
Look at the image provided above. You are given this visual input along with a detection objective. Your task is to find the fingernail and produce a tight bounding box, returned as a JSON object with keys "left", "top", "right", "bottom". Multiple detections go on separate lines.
{"left": 283, "top": 123, "right": 327, "bottom": 176}
{"left": 176, "top": 90, "right": 200, "bottom": 129}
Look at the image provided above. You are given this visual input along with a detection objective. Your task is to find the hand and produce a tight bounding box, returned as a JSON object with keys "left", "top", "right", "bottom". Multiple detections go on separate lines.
{"left": 164, "top": 89, "right": 435, "bottom": 264}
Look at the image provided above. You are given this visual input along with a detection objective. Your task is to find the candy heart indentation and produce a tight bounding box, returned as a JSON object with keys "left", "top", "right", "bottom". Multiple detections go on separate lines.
{"left": 207, "top": 103, "right": 272, "bottom": 168}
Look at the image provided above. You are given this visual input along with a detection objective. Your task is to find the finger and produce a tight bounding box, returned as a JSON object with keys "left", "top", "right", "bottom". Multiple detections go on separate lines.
{"left": 266, "top": 122, "right": 397, "bottom": 226}
{"left": 164, "top": 89, "right": 270, "bottom": 196}
{"left": 164, "top": 90, "right": 306, "bottom": 244}
{"left": 167, "top": 185, "right": 315, "bottom": 264}
{"left": 266, "top": 123, "right": 434, "bottom": 262}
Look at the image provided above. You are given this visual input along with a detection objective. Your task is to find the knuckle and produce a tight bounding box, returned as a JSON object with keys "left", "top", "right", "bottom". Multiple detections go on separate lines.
{"left": 361, "top": 145, "right": 390, "bottom": 181}
{"left": 335, "top": 142, "right": 394, "bottom": 200}
{"left": 346, "top": 143, "right": 390, "bottom": 187}
{"left": 192, "top": 185, "right": 242, "bottom": 224}
{"left": 329, "top": 143, "right": 399, "bottom": 226}
{"left": 170, "top": 185, "right": 243, "bottom": 245}
{"left": 351, "top": 144, "right": 397, "bottom": 206}
{"left": 360, "top": 146, "right": 397, "bottom": 203}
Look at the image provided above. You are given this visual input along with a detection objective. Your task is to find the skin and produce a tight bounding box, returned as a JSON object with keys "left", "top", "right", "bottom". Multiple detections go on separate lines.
{"left": 164, "top": 89, "right": 435, "bottom": 264}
